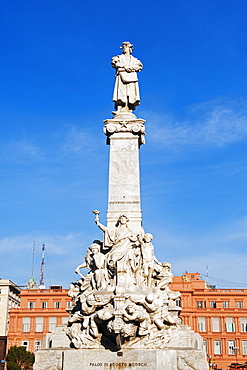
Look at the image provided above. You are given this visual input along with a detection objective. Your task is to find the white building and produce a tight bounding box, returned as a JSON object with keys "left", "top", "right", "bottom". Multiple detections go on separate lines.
{"left": 0, "top": 279, "right": 20, "bottom": 362}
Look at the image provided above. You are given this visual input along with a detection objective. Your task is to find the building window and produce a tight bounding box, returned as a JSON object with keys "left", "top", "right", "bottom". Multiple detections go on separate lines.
{"left": 241, "top": 318, "right": 247, "bottom": 332}
{"left": 66, "top": 301, "right": 72, "bottom": 308}
{"left": 175, "top": 298, "right": 181, "bottom": 307}
{"left": 34, "top": 340, "right": 42, "bottom": 352}
{"left": 228, "top": 340, "right": 236, "bottom": 355}
{"left": 21, "top": 341, "right": 29, "bottom": 350}
{"left": 62, "top": 316, "right": 69, "bottom": 325}
{"left": 212, "top": 317, "right": 220, "bottom": 332}
{"left": 213, "top": 340, "right": 222, "bottom": 355}
{"left": 198, "top": 317, "right": 206, "bottom": 332}
{"left": 22, "top": 317, "right": 30, "bottom": 332}
{"left": 54, "top": 301, "right": 60, "bottom": 309}
{"left": 203, "top": 340, "right": 207, "bottom": 354}
{"left": 210, "top": 301, "right": 217, "bottom": 308}
{"left": 197, "top": 301, "right": 205, "bottom": 308}
{"left": 236, "top": 301, "right": 243, "bottom": 308}
{"left": 36, "top": 317, "right": 44, "bottom": 332}
{"left": 242, "top": 341, "right": 247, "bottom": 355}
{"left": 41, "top": 301, "right": 47, "bottom": 309}
{"left": 28, "top": 301, "right": 35, "bottom": 309}
{"left": 223, "top": 301, "right": 229, "bottom": 308}
{"left": 49, "top": 317, "right": 57, "bottom": 332}
{"left": 226, "top": 317, "right": 235, "bottom": 332}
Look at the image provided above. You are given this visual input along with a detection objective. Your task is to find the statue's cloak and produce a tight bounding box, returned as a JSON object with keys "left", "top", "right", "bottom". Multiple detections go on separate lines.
{"left": 104, "top": 226, "right": 135, "bottom": 262}
{"left": 112, "top": 54, "right": 142, "bottom": 106}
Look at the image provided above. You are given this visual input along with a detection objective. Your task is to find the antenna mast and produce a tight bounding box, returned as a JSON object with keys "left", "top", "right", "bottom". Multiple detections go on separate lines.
{"left": 40, "top": 243, "right": 46, "bottom": 286}
{"left": 31, "top": 241, "right": 35, "bottom": 277}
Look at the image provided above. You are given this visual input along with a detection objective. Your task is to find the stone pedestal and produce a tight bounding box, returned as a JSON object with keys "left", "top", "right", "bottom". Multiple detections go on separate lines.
{"left": 34, "top": 324, "right": 209, "bottom": 370}
{"left": 34, "top": 348, "right": 208, "bottom": 370}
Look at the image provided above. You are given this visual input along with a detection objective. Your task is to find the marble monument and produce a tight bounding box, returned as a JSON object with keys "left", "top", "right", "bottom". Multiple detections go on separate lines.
{"left": 34, "top": 42, "right": 209, "bottom": 370}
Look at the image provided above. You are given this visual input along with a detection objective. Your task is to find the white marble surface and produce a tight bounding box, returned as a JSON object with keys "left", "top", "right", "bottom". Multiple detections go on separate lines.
{"left": 107, "top": 133, "right": 142, "bottom": 234}
{"left": 34, "top": 348, "right": 208, "bottom": 370}
{"left": 34, "top": 43, "right": 208, "bottom": 370}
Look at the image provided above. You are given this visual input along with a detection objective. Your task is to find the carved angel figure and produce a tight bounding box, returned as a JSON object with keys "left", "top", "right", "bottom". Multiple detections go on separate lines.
{"left": 123, "top": 304, "right": 150, "bottom": 336}
{"left": 140, "top": 233, "right": 162, "bottom": 287}
{"left": 75, "top": 243, "right": 108, "bottom": 290}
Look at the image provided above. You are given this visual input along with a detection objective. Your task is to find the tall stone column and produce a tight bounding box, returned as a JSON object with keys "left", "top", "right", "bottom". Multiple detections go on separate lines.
{"left": 104, "top": 115, "right": 145, "bottom": 235}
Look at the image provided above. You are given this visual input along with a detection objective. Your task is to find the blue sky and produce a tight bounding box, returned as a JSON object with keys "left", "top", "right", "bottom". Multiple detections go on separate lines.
{"left": 0, "top": 0, "right": 246, "bottom": 289}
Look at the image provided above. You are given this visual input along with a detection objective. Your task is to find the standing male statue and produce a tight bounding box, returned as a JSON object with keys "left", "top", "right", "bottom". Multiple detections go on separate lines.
{"left": 112, "top": 41, "right": 143, "bottom": 114}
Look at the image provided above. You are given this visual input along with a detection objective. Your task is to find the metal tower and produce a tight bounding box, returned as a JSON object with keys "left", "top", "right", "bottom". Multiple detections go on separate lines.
{"left": 39, "top": 243, "right": 45, "bottom": 286}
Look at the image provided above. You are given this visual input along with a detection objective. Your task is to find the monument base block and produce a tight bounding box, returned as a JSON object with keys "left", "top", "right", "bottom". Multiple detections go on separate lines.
{"left": 34, "top": 347, "right": 208, "bottom": 370}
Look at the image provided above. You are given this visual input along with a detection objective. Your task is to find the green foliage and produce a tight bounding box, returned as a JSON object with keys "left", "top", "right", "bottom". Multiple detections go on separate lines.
{"left": 5, "top": 346, "right": 35, "bottom": 370}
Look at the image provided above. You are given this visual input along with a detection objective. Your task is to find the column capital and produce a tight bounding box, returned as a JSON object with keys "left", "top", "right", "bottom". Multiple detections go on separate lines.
{"left": 103, "top": 117, "right": 146, "bottom": 146}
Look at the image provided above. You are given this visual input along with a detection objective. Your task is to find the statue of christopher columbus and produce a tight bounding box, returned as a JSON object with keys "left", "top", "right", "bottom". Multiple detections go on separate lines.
{"left": 112, "top": 41, "right": 143, "bottom": 115}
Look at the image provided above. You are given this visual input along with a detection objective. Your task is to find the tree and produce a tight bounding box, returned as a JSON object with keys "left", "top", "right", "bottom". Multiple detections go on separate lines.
{"left": 5, "top": 346, "right": 35, "bottom": 370}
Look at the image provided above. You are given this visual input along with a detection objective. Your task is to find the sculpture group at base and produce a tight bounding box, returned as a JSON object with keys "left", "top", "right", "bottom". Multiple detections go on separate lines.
{"left": 65, "top": 213, "right": 182, "bottom": 350}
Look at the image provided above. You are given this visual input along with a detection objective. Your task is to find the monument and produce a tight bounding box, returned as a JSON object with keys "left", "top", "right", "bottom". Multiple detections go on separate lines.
{"left": 34, "top": 42, "right": 209, "bottom": 370}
